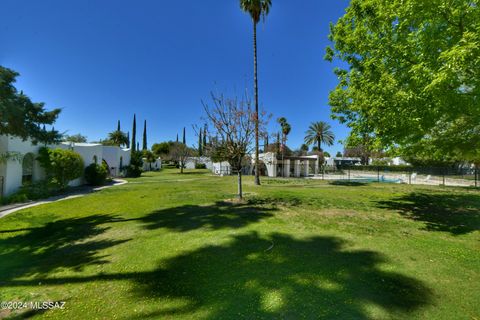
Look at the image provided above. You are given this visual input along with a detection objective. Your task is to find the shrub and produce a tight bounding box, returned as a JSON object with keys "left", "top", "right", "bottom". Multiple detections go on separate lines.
{"left": 37, "top": 147, "right": 84, "bottom": 189}
{"left": 2, "top": 180, "right": 62, "bottom": 204}
{"left": 195, "top": 163, "right": 207, "bottom": 169}
{"left": 85, "top": 163, "right": 108, "bottom": 186}
{"left": 126, "top": 150, "right": 143, "bottom": 178}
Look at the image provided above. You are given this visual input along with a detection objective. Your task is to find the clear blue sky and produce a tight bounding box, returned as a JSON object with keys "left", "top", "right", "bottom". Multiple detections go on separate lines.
{"left": 1, "top": 0, "right": 350, "bottom": 155}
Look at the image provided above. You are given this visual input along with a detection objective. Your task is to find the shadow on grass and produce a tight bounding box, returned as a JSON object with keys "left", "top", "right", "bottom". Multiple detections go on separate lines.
{"left": 2, "top": 233, "right": 432, "bottom": 319}
{"left": 141, "top": 201, "right": 276, "bottom": 232}
{"left": 0, "top": 215, "right": 130, "bottom": 282}
{"left": 329, "top": 180, "right": 369, "bottom": 187}
{"left": 377, "top": 192, "right": 480, "bottom": 235}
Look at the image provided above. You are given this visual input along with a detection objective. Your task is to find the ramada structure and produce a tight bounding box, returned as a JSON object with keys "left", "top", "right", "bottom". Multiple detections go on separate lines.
{"left": 0, "top": 135, "right": 131, "bottom": 196}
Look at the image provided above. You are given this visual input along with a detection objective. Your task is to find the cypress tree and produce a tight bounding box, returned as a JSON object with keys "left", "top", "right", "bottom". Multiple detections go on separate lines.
{"left": 198, "top": 131, "right": 203, "bottom": 156}
{"left": 203, "top": 125, "right": 207, "bottom": 148}
{"left": 136, "top": 142, "right": 139, "bottom": 151}
{"left": 182, "top": 127, "right": 186, "bottom": 145}
{"left": 127, "top": 132, "right": 130, "bottom": 148}
{"left": 131, "top": 114, "right": 137, "bottom": 152}
{"left": 176, "top": 133, "right": 178, "bottom": 142}
{"left": 117, "top": 120, "right": 121, "bottom": 131}
{"left": 142, "top": 120, "right": 147, "bottom": 150}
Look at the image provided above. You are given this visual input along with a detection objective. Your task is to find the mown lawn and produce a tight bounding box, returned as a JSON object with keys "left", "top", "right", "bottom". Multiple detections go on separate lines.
{"left": 0, "top": 169, "right": 479, "bottom": 319}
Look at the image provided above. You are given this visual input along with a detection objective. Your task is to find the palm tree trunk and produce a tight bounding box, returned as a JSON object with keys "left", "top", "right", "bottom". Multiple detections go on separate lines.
{"left": 317, "top": 140, "right": 321, "bottom": 152}
{"left": 253, "top": 21, "right": 260, "bottom": 186}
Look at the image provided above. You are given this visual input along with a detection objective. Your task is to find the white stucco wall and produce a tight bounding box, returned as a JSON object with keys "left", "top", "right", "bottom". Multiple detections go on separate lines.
{"left": 0, "top": 136, "right": 131, "bottom": 196}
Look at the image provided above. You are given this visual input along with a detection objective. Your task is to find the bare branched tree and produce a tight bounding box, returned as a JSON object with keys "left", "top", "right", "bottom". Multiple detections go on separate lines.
{"left": 169, "top": 142, "right": 193, "bottom": 174}
{"left": 202, "top": 91, "right": 268, "bottom": 199}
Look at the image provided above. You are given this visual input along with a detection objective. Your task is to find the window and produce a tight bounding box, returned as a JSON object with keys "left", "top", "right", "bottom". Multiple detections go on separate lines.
{"left": 22, "top": 153, "right": 35, "bottom": 184}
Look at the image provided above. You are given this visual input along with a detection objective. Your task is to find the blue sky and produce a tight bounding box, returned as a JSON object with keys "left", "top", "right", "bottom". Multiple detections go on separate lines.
{"left": 1, "top": 0, "right": 350, "bottom": 155}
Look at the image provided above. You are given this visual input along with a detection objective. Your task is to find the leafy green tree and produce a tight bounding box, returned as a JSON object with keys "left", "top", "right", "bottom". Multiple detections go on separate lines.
{"left": 63, "top": 134, "right": 87, "bottom": 143}
{"left": 240, "top": 0, "right": 272, "bottom": 186}
{"left": 152, "top": 141, "right": 174, "bottom": 159}
{"left": 0, "top": 66, "right": 61, "bottom": 144}
{"left": 304, "top": 121, "right": 335, "bottom": 152}
{"left": 326, "top": 0, "right": 480, "bottom": 163}
{"left": 336, "top": 151, "right": 342, "bottom": 158}
{"left": 37, "top": 147, "right": 84, "bottom": 189}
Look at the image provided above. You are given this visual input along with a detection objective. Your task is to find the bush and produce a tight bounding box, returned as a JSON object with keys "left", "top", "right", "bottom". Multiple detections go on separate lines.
{"left": 85, "top": 163, "right": 108, "bottom": 186}
{"left": 2, "top": 180, "right": 62, "bottom": 204}
{"left": 195, "top": 163, "right": 207, "bottom": 169}
{"left": 37, "top": 147, "right": 84, "bottom": 189}
{"left": 126, "top": 151, "right": 143, "bottom": 178}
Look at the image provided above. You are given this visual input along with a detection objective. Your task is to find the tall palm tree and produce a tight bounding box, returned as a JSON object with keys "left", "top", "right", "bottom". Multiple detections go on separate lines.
{"left": 108, "top": 130, "right": 129, "bottom": 147}
{"left": 240, "top": 0, "right": 272, "bottom": 186}
{"left": 304, "top": 121, "right": 335, "bottom": 152}
{"left": 277, "top": 117, "right": 291, "bottom": 177}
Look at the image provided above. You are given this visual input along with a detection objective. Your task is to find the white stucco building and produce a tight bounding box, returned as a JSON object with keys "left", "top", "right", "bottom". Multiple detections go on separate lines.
{"left": 211, "top": 152, "right": 325, "bottom": 178}
{"left": 0, "top": 135, "right": 131, "bottom": 197}
{"left": 184, "top": 157, "right": 213, "bottom": 170}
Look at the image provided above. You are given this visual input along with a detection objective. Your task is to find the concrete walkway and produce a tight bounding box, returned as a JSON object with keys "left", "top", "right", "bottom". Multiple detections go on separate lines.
{"left": 0, "top": 179, "right": 128, "bottom": 219}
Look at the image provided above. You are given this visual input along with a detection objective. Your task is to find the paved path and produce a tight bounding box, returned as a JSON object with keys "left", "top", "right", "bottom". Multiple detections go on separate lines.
{"left": 0, "top": 179, "right": 128, "bottom": 219}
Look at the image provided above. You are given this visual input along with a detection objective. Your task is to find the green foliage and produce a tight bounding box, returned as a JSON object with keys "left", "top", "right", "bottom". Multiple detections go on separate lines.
{"left": 0, "top": 66, "right": 61, "bottom": 143}
{"left": 336, "top": 151, "right": 342, "bottom": 157}
{"left": 106, "top": 130, "right": 129, "bottom": 146}
{"left": 84, "top": 163, "right": 108, "bottom": 186}
{"left": 240, "top": 0, "right": 272, "bottom": 24}
{"left": 195, "top": 163, "right": 207, "bottom": 169}
{"left": 126, "top": 150, "right": 143, "bottom": 177}
{"left": 326, "top": 0, "right": 480, "bottom": 162}
{"left": 304, "top": 121, "right": 335, "bottom": 151}
{"left": 37, "top": 147, "right": 84, "bottom": 189}
{"left": 63, "top": 134, "right": 87, "bottom": 143}
{"left": 2, "top": 180, "right": 65, "bottom": 205}
{"left": 152, "top": 141, "right": 174, "bottom": 158}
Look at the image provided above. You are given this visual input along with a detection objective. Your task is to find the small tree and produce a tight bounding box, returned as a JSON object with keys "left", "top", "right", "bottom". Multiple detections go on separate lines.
{"left": 37, "top": 147, "right": 84, "bottom": 189}
{"left": 203, "top": 91, "right": 267, "bottom": 199}
{"left": 169, "top": 142, "right": 193, "bottom": 174}
{"left": 63, "top": 134, "right": 87, "bottom": 143}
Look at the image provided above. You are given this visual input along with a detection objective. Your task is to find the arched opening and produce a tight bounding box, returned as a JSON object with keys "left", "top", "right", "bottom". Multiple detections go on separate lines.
{"left": 22, "top": 153, "right": 35, "bottom": 184}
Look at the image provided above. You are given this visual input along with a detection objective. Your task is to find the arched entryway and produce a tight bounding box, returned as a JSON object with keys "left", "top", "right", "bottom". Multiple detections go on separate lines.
{"left": 22, "top": 153, "right": 35, "bottom": 184}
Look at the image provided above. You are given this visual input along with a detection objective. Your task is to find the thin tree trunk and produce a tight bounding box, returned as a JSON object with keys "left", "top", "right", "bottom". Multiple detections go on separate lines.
{"left": 253, "top": 21, "right": 260, "bottom": 186}
{"left": 237, "top": 170, "right": 243, "bottom": 200}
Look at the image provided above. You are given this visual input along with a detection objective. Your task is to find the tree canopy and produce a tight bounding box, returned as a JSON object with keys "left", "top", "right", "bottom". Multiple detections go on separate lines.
{"left": 326, "top": 0, "right": 480, "bottom": 163}
{"left": 0, "top": 66, "right": 61, "bottom": 143}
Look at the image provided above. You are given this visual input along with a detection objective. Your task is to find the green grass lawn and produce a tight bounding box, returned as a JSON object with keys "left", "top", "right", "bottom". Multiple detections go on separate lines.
{"left": 0, "top": 169, "right": 479, "bottom": 319}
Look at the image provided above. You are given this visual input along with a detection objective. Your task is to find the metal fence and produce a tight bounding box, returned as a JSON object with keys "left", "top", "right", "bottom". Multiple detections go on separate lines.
{"left": 314, "top": 165, "right": 478, "bottom": 188}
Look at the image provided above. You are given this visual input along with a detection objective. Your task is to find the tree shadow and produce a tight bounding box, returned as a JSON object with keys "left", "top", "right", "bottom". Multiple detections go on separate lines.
{"left": 376, "top": 192, "right": 480, "bottom": 235}
{"left": 3, "top": 233, "right": 432, "bottom": 319}
{"left": 329, "top": 180, "right": 369, "bottom": 187}
{"left": 140, "top": 201, "right": 276, "bottom": 232}
{"left": 0, "top": 215, "right": 131, "bottom": 283}
{"left": 127, "top": 233, "right": 432, "bottom": 319}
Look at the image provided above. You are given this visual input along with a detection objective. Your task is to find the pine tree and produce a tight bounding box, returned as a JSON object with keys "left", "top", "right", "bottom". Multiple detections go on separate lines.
{"left": 131, "top": 114, "right": 137, "bottom": 152}
{"left": 182, "top": 127, "right": 186, "bottom": 145}
{"left": 142, "top": 120, "right": 147, "bottom": 150}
